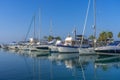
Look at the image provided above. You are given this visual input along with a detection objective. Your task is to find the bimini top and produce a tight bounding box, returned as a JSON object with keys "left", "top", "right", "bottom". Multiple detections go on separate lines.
{"left": 108, "top": 41, "right": 120, "bottom": 46}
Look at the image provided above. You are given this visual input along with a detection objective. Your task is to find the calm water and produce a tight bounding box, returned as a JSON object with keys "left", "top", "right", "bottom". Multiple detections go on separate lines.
{"left": 0, "top": 49, "right": 120, "bottom": 80}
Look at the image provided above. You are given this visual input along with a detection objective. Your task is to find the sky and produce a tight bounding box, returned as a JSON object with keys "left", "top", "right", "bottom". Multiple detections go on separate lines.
{"left": 0, "top": 0, "right": 120, "bottom": 43}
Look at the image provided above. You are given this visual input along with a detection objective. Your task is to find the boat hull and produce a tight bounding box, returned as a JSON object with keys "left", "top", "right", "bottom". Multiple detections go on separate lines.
{"left": 95, "top": 46, "right": 120, "bottom": 53}
{"left": 79, "top": 48, "right": 96, "bottom": 55}
{"left": 49, "top": 45, "right": 58, "bottom": 53}
{"left": 58, "top": 46, "right": 79, "bottom": 53}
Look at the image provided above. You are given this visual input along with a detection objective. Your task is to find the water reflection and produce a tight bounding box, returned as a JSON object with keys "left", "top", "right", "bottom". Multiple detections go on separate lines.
{"left": 49, "top": 53, "right": 99, "bottom": 80}
{"left": 49, "top": 53, "right": 79, "bottom": 69}
{"left": 95, "top": 55, "right": 120, "bottom": 69}
{"left": 1, "top": 49, "right": 120, "bottom": 80}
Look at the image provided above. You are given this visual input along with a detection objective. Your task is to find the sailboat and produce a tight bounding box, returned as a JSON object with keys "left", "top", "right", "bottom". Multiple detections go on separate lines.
{"left": 30, "top": 10, "right": 50, "bottom": 52}
{"left": 48, "top": 19, "right": 62, "bottom": 53}
{"left": 19, "top": 11, "right": 50, "bottom": 53}
{"left": 79, "top": 0, "right": 96, "bottom": 54}
{"left": 16, "top": 14, "right": 37, "bottom": 51}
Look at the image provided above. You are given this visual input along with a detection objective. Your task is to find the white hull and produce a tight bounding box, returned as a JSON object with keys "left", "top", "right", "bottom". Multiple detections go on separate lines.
{"left": 8, "top": 45, "right": 19, "bottom": 50}
{"left": 95, "top": 41, "right": 120, "bottom": 53}
{"left": 1, "top": 44, "right": 8, "bottom": 49}
{"left": 30, "top": 48, "right": 49, "bottom": 52}
{"left": 58, "top": 46, "right": 79, "bottom": 53}
{"left": 35, "top": 45, "right": 50, "bottom": 52}
{"left": 18, "top": 45, "right": 50, "bottom": 52}
{"left": 18, "top": 45, "right": 30, "bottom": 51}
{"left": 95, "top": 46, "right": 115, "bottom": 51}
{"left": 79, "top": 48, "right": 96, "bottom": 55}
{"left": 49, "top": 45, "right": 58, "bottom": 52}
{"left": 95, "top": 46, "right": 120, "bottom": 53}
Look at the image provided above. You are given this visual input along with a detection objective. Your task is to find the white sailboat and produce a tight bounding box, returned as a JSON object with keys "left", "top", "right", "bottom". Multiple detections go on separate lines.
{"left": 19, "top": 11, "right": 49, "bottom": 53}
{"left": 30, "top": 10, "right": 50, "bottom": 52}
{"left": 79, "top": 0, "right": 96, "bottom": 54}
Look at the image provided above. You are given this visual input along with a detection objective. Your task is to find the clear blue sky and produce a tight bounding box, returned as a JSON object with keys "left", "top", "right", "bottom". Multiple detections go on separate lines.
{"left": 0, "top": 0, "right": 120, "bottom": 43}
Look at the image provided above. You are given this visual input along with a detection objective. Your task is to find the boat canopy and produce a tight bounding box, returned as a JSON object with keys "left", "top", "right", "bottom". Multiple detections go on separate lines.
{"left": 108, "top": 41, "right": 120, "bottom": 46}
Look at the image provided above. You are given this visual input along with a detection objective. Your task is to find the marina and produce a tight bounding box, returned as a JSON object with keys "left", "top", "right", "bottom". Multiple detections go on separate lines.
{"left": 1, "top": 0, "right": 120, "bottom": 79}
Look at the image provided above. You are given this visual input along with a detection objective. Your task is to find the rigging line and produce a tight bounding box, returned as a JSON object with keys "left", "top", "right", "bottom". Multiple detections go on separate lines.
{"left": 25, "top": 16, "right": 34, "bottom": 41}
{"left": 79, "top": 57, "right": 86, "bottom": 80}
{"left": 34, "top": 14, "right": 36, "bottom": 39}
{"left": 80, "top": 0, "right": 91, "bottom": 47}
{"left": 22, "top": 55, "right": 31, "bottom": 75}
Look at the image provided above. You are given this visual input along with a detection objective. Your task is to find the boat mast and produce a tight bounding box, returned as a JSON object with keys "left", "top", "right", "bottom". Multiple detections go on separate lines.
{"left": 34, "top": 14, "right": 36, "bottom": 39}
{"left": 39, "top": 8, "right": 41, "bottom": 41}
{"left": 93, "top": 0, "right": 96, "bottom": 48}
{"left": 50, "top": 18, "right": 52, "bottom": 36}
{"left": 80, "top": 0, "right": 91, "bottom": 47}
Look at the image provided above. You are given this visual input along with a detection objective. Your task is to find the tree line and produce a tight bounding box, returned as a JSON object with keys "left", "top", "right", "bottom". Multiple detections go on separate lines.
{"left": 89, "top": 31, "right": 120, "bottom": 42}
{"left": 43, "top": 32, "right": 120, "bottom": 43}
{"left": 43, "top": 35, "right": 61, "bottom": 41}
